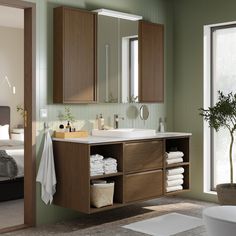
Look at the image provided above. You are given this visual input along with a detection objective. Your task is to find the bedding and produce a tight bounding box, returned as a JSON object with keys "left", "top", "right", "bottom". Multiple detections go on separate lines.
{"left": 0, "top": 139, "right": 24, "bottom": 179}
{"left": 0, "top": 124, "right": 10, "bottom": 140}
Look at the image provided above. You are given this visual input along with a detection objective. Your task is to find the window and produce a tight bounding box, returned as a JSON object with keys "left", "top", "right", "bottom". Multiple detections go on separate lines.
{"left": 205, "top": 24, "right": 236, "bottom": 191}
{"left": 121, "top": 36, "right": 138, "bottom": 103}
{"left": 129, "top": 37, "right": 139, "bottom": 101}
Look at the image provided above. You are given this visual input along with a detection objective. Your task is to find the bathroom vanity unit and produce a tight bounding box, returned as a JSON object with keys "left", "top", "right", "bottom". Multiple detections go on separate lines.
{"left": 53, "top": 133, "right": 191, "bottom": 214}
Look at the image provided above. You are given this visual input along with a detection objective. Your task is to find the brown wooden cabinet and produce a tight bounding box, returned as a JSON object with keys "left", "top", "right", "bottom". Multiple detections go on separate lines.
{"left": 124, "top": 140, "right": 163, "bottom": 174}
{"left": 124, "top": 170, "right": 163, "bottom": 202}
{"left": 53, "top": 6, "right": 97, "bottom": 103}
{"left": 123, "top": 140, "right": 164, "bottom": 203}
{"left": 139, "top": 21, "right": 164, "bottom": 103}
{"left": 53, "top": 136, "right": 190, "bottom": 214}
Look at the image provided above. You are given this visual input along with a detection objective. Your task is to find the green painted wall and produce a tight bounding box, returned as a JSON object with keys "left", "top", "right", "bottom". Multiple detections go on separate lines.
{"left": 34, "top": 0, "right": 174, "bottom": 225}
{"left": 173, "top": 0, "right": 236, "bottom": 202}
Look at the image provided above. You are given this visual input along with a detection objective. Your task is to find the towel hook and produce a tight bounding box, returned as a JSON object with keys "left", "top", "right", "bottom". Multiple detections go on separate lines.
{"left": 44, "top": 122, "right": 49, "bottom": 130}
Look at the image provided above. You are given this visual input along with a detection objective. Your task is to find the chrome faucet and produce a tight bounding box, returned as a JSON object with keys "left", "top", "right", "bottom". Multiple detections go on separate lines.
{"left": 114, "top": 114, "right": 124, "bottom": 129}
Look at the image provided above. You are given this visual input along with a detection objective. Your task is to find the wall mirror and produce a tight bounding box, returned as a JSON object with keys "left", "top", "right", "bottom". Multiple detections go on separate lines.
{"left": 95, "top": 9, "right": 142, "bottom": 103}
{"left": 140, "top": 105, "right": 149, "bottom": 120}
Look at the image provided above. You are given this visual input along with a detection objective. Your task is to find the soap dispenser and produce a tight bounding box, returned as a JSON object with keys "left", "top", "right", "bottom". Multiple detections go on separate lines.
{"left": 95, "top": 114, "right": 99, "bottom": 129}
{"left": 159, "top": 118, "right": 165, "bottom": 132}
{"left": 98, "top": 114, "right": 104, "bottom": 130}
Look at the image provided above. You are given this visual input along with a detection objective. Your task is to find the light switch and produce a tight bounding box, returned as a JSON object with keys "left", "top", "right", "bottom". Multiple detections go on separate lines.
{"left": 40, "top": 108, "right": 48, "bottom": 118}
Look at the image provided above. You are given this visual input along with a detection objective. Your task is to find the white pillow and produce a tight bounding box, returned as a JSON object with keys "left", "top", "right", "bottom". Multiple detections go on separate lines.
{"left": 0, "top": 124, "right": 10, "bottom": 140}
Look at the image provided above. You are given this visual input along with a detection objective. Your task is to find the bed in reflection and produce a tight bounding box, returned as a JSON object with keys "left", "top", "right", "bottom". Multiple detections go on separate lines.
{"left": 0, "top": 106, "right": 24, "bottom": 201}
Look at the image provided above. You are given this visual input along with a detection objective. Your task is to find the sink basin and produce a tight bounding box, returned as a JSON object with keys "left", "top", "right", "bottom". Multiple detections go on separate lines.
{"left": 92, "top": 128, "right": 156, "bottom": 138}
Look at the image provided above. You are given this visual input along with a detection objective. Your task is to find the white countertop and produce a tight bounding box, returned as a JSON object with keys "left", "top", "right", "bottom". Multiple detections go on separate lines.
{"left": 53, "top": 132, "right": 192, "bottom": 144}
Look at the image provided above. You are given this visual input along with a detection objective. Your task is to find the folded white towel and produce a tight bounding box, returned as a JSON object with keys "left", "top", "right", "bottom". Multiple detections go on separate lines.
{"left": 104, "top": 163, "right": 118, "bottom": 168}
{"left": 167, "top": 167, "right": 184, "bottom": 176}
{"left": 104, "top": 170, "right": 118, "bottom": 174}
{"left": 166, "top": 174, "right": 184, "bottom": 181}
{"left": 90, "top": 168, "right": 104, "bottom": 173}
{"left": 166, "top": 179, "right": 184, "bottom": 187}
{"left": 90, "top": 171, "right": 104, "bottom": 176}
{"left": 104, "top": 157, "right": 117, "bottom": 164}
{"left": 90, "top": 163, "right": 104, "bottom": 169}
{"left": 90, "top": 154, "right": 104, "bottom": 161}
{"left": 104, "top": 164, "right": 117, "bottom": 168}
{"left": 166, "top": 158, "right": 183, "bottom": 165}
{"left": 166, "top": 151, "right": 184, "bottom": 159}
{"left": 90, "top": 159, "right": 104, "bottom": 163}
{"left": 166, "top": 185, "right": 183, "bottom": 192}
{"left": 104, "top": 168, "right": 117, "bottom": 172}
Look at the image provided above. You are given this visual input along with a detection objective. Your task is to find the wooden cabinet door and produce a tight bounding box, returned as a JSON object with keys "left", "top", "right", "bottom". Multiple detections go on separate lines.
{"left": 124, "top": 140, "right": 163, "bottom": 174}
{"left": 124, "top": 170, "right": 163, "bottom": 202}
{"left": 53, "top": 7, "right": 97, "bottom": 103}
{"left": 139, "top": 21, "right": 164, "bottom": 103}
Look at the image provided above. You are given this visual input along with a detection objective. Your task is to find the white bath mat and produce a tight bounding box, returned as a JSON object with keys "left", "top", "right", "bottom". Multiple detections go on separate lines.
{"left": 122, "top": 213, "right": 203, "bottom": 236}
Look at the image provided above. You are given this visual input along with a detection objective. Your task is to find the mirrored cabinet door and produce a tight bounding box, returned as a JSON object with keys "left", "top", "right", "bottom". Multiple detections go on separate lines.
{"left": 97, "top": 15, "right": 138, "bottom": 103}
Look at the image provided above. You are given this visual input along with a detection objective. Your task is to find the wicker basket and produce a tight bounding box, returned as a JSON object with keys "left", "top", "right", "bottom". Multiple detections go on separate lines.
{"left": 90, "top": 182, "right": 114, "bottom": 208}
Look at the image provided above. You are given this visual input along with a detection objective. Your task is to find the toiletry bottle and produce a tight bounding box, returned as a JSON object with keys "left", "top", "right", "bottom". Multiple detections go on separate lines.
{"left": 100, "top": 114, "right": 104, "bottom": 130}
{"left": 95, "top": 115, "right": 99, "bottom": 129}
{"left": 66, "top": 121, "right": 71, "bottom": 132}
{"left": 98, "top": 114, "right": 104, "bottom": 130}
{"left": 159, "top": 118, "right": 165, "bottom": 132}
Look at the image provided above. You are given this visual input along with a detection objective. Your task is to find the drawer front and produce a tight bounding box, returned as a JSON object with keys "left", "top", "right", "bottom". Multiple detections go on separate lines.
{"left": 124, "top": 170, "right": 163, "bottom": 202}
{"left": 124, "top": 140, "right": 163, "bottom": 173}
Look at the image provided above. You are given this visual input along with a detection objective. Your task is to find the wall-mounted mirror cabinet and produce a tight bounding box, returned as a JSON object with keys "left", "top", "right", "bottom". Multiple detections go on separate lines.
{"left": 53, "top": 7, "right": 164, "bottom": 104}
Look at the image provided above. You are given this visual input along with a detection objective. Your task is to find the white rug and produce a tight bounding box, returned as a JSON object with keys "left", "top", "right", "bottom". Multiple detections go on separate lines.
{"left": 122, "top": 213, "right": 203, "bottom": 236}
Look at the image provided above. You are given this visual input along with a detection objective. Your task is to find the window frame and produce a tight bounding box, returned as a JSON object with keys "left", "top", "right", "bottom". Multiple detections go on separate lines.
{"left": 129, "top": 37, "right": 138, "bottom": 101}
{"left": 209, "top": 24, "right": 236, "bottom": 191}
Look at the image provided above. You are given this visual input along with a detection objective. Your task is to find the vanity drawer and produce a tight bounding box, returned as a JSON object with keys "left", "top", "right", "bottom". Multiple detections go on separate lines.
{"left": 124, "top": 170, "right": 163, "bottom": 202}
{"left": 124, "top": 140, "right": 163, "bottom": 173}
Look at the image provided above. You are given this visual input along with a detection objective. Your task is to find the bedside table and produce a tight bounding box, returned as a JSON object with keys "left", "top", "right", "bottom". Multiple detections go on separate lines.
{"left": 11, "top": 128, "right": 24, "bottom": 141}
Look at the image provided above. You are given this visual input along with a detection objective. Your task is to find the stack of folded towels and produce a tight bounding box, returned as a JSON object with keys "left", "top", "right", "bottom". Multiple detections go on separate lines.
{"left": 166, "top": 151, "right": 184, "bottom": 165}
{"left": 104, "top": 157, "right": 117, "bottom": 174}
{"left": 90, "top": 154, "right": 104, "bottom": 176}
{"left": 166, "top": 167, "right": 184, "bottom": 192}
{"left": 90, "top": 154, "right": 118, "bottom": 176}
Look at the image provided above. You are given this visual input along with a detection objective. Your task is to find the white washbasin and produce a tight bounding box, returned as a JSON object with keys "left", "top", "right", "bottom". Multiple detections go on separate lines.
{"left": 92, "top": 128, "right": 156, "bottom": 138}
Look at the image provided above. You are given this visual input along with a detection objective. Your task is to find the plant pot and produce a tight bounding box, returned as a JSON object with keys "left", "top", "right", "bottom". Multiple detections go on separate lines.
{"left": 216, "top": 183, "right": 236, "bottom": 205}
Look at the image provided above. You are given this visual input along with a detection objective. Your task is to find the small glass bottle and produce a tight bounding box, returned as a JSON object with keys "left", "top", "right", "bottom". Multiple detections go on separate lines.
{"left": 66, "top": 121, "right": 71, "bottom": 132}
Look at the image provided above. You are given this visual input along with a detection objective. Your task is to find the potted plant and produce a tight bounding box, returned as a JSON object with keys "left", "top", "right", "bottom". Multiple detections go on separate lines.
{"left": 200, "top": 91, "right": 236, "bottom": 205}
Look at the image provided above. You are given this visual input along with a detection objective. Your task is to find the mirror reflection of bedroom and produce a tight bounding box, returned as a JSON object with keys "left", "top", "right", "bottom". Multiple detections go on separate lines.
{"left": 0, "top": 6, "right": 24, "bottom": 229}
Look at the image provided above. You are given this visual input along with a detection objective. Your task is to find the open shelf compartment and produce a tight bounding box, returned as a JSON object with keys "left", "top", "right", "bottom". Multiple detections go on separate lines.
{"left": 165, "top": 165, "right": 190, "bottom": 195}
{"left": 90, "top": 143, "right": 123, "bottom": 173}
{"left": 165, "top": 137, "right": 190, "bottom": 163}
{"left": 89, "top": 175, "right": 123, "bottom": 213}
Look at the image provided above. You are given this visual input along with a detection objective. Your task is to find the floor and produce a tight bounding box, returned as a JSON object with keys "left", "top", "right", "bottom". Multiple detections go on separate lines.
{"left": 0, "top": 199, "right": 24, "bottom": 229}
{"left": 3, "top": 197, "right": 216, "bottom": 236}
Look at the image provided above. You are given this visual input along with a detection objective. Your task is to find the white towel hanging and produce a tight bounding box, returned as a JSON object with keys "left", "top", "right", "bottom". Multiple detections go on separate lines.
{"left": 36, "top": 130, "right": 57, "bottom": 205}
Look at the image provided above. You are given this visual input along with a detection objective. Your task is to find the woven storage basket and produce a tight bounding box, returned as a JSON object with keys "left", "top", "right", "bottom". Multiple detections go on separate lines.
{"left": 90, "top": 183, "right": 114, "bottom": 208}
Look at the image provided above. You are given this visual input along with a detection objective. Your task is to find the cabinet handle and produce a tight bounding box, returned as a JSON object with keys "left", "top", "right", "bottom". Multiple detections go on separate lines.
{"left": 105, "top": 44, "right": 109, "bottom": 102}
